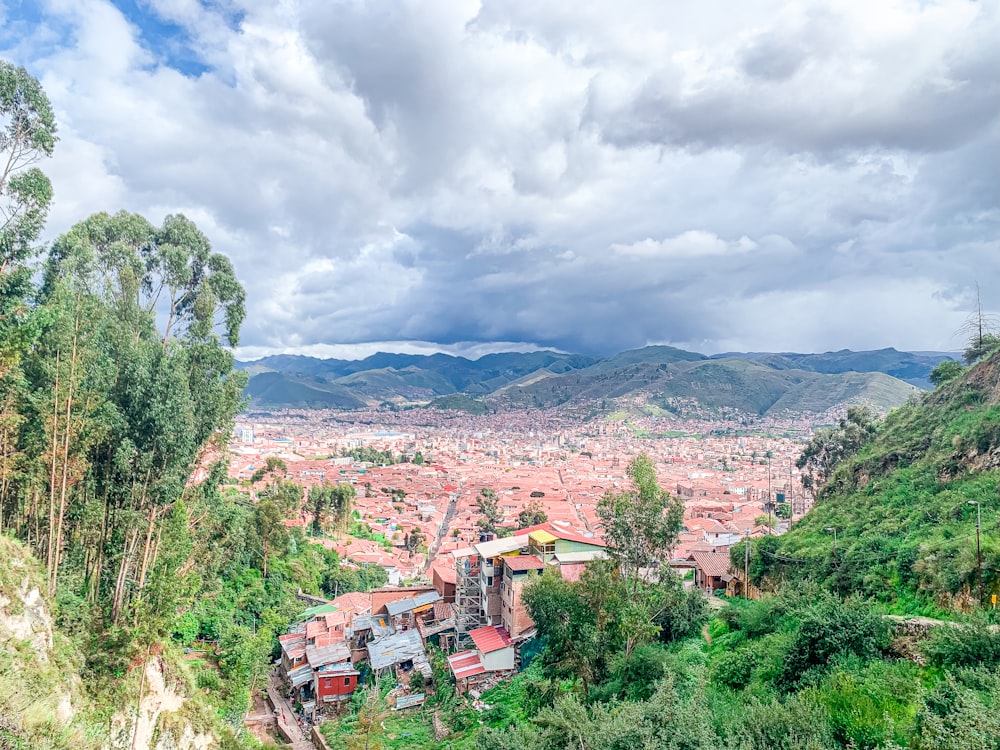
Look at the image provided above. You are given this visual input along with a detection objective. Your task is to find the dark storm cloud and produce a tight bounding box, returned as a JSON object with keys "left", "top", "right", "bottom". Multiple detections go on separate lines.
{"left": 6, "top": 0, "right": 999, "bottom": 358}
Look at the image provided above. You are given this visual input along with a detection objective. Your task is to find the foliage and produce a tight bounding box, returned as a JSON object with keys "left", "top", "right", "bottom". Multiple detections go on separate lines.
{"left": 923, "top": 618, "right": 1000, "bottom": 669}
{"left": 597, "top": 453, "right": 684, "bottom": 589}
{"left": 309, "top": 482, "right": 355, "bottom": 535}
{"left": 928, "top": 359, "right": 964, "bottom": 387}
{"left": 249, "top": 455, "right": 286, "bottom": 484}
{"left": 476, "top": 488, "right": 503, "bottom": 536}
{"left": 796, "top": 406, "right": 878, "bottom": 497}
{"left": 777, "top": 595, "right": 890, "bottom": 691}
{"left": 517, "top": 499, "right": 547, "bottom": 528}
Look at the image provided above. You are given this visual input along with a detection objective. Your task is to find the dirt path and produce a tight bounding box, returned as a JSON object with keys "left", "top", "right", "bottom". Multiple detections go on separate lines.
{"left": 701, "top": 623, "right": 712, "bottom": 646}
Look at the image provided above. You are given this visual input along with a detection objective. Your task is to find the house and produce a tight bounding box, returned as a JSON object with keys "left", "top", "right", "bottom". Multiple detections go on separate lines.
{"left": 691, "top": 551, "right": 732, "bottom": 594}
{"left": 278, "top": 604, "right": 360, "bottom": 717}
{"left": 432, "top": 564, "right": 457, "bottom": 603}
{"left": 499, "top": 554, "right": 544, "bottom": 638}
{"left": 447, "top": 624, "right": 515, "bottom": 693}
{"left": 454, "top": 522, "right": 606, "bottom": 635}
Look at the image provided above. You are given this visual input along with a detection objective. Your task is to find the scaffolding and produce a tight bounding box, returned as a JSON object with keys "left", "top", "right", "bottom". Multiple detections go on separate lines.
{"left": 455, "top": 553, "right": 485, "bottom": 637}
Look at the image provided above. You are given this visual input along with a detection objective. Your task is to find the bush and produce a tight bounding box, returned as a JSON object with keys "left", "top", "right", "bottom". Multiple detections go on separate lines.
{"left": 409, "top": 670, "right": 425, "bottom": 692}
{"left": 713, "top": 645, "right": 759, "bottom": 691}
{"left": 924, "top": 619, "right": 1000, "bottom": 669}
{"left": 777, "top": 596, "right": 889, "bottom": 691}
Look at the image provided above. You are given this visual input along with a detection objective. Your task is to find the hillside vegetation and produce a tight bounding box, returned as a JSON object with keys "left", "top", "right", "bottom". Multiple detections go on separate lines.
{"left": 759, "top": 351, "right": 1000, "bottom": 609}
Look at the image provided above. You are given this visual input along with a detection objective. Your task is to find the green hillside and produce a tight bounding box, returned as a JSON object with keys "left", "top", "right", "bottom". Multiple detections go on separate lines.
{"left": 423, "top": 393, "right": 491, "bottom": 414}
{"left": 244, "top": 371, "right": 368, "bottom": 408}
{"left": 241, "top": 346, "right": 933, "bottom": 414}
{"left": 758, "top": 353, "right": 1000, "bottom": 609}
{"left": 492, "top": 355, "right": 918, "bottom": 417}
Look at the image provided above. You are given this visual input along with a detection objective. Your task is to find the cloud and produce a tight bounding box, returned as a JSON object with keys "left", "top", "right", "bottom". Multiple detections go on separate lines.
{"left": 3, "top": 0, "right": 998, "bottom": 358}
{"left": 612, "top": 231, "right": 758, "bottom": 259}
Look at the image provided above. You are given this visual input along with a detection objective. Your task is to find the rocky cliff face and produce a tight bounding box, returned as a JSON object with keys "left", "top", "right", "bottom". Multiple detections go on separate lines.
{"left": 0, "top": 537, "right": 218, "bottom": 750}
{"left": 109, "top": 658, "right": 215, "bottom": 750}
{"left": 0, "top": 536, "right": 80, "bottom": 745}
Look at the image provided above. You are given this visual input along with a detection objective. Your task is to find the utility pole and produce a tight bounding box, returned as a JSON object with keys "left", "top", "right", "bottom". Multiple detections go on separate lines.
{"left": 969, "top": 501, "right": 983, "bottom": 604}
{"left": 825, "top": 527, "right": 838, "bottom": 566}
{"left": 766, "top": 451, "right": 773, "bottom": 534}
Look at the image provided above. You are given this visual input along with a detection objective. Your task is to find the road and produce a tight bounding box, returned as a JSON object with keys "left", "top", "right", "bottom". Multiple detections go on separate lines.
{"left": 425, "top": 480, "right": 463, "bottom": 571}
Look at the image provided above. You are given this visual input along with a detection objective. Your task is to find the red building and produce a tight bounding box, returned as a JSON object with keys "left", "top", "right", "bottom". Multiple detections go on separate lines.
{"left": 315, "top": 665, "right": 360, "bottom": 703}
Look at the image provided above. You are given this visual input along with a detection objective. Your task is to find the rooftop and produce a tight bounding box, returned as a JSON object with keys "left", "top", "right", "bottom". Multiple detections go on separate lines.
{"left": 503, "top": 555, "right": 545, "bottom": 572}
{"left": 469, "top": 625, "right": 512, "bottom": 654}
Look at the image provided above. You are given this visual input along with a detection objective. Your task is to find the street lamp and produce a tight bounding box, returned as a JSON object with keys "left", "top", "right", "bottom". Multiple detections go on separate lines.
{"left": 969, "top": 501, "right": 983, "bottom": 604}
{"left": 825, "top": 527, "right": 838, "bottom": 566}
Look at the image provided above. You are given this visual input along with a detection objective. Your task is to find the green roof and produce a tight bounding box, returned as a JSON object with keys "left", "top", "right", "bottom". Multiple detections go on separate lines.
{"left": 297, "top": 603, "right": 338, "bottom": 621}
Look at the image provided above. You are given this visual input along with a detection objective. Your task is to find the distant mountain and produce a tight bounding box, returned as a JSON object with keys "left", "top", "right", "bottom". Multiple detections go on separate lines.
{"left": 709, "top": 347, "right": 957, "bottom": 389}
{"left": 239, "top": 346, "right": 952, "bottom": 417}
{"left": 487, "top": 354, "right": 920, "bottom": 417}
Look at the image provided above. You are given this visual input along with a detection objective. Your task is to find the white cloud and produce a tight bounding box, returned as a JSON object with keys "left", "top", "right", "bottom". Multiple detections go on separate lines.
{"left": 1, "top": 0, "right": 997, "bottom": 358}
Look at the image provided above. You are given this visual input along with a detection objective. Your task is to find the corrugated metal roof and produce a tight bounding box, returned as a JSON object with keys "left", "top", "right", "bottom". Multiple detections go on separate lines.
{"left": 297, "top": 603, "right": 338, "bottom": 621}
{"left": 367, "top": 629, "right": 427, "bottom": 670}
{"left": 469, "top": 625, "right": 512, "bottom": 654}
{"left": 395, "top": 693, "right": 426, "bottom": 709}
{"left": 474, "top": 536, "right": 528, "bottom": 558}
{"left": 385, "top": 590, "right": 442, "bottom": 617}
{"left": 553, "top": 550, "right": 607, "bottom": 564}
{"left": 288, "top": 664, "right": 313, "bottom": 687}
{"left": 306, "top": 642, "right": 351, "bottom": 668}
{"left": 529, "top": 529, "right": 557, "bottom": 544}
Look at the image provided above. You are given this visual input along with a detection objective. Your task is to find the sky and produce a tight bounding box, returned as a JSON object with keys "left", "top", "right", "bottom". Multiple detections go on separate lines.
{"left": 2, "top": 0, "right": 998, "bottom": 360}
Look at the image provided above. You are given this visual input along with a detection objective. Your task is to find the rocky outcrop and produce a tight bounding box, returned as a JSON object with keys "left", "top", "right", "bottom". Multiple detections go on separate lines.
{"left": 109, "top": 658, "right": 216, "bottom": 750}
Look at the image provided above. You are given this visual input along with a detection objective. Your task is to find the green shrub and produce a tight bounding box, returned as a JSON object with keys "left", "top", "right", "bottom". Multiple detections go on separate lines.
{"left": 924, "top": 619, "right": 1000, "bottom": 669}
{"left": 713, "top": 645, "right": 759, "bottom": 691}
{"left": 777, "top": 596, "right": 889, "bottom": 691}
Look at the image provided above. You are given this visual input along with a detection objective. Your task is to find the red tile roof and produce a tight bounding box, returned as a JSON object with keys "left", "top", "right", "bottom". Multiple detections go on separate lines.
{"left": 503, "top": 555, "right": 545, "bottom": 572}
{"left": 469, "top": 625, "right": 512, "bottom": 654}
{"left": 691, "top": 551, "right": 731, "bottom": 578}
{"left": 448, "top": 650, "right": 486, "bottom": 680}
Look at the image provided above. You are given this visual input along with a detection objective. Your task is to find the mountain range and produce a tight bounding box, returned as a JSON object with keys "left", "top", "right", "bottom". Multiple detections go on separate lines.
{"left": 237, "top": 346, "right": 956, "bottom": 418}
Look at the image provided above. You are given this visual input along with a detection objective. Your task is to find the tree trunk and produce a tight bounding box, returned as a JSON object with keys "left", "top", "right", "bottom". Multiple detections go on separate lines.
{"left": 52, "top": 319, "right": 79, "bottom": 593}
{"left": 112, "top": 530, "right": 139, "bottom": 625}
{"left": 90, "top": 493, "right": 110, "bottom": 604}
{"left": 46, "top": 349, "right": 61, "bottom": 592}
{"left": 133, "top": 508, "right": 158, "bottom": 624}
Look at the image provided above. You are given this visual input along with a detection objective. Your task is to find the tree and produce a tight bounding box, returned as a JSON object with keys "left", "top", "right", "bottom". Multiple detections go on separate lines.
{"left": 929, "top": 359, "right": 965, "bottom": 387}
{"left": 404, "top": 526, "right": 425, "bottom": 553}
{"left": 250, "top": 455, "right": 286, "bottom": 484}
{"left": 259, "top": 479, "right": 302, "bottom": 517}
{"left": 960, "top": 284, "right": 1000, "bottom": 365}
{"left": 254, "top": 499, "right": 287, "bottom": 578}
{"left": 476, "top": 488, "right": 503, "bottom": 536}
{"left": 0, "top": 62, "right": 56, "bottom": 377}
{"left": 796, "top": 406, "right": 878, "bottom": 498}
{"left": 597, "top": 453, "right": 684, "bottom": 592}
{"left": 0, "top": 61, "right": 56, "bottom": 531}
{"left": 329, "top": 483, "right": 355, "bottom": 534}
{"left": 518, "top": 499, "right": 547, "bottom": 528}
{"left": 522, "top": 568, "right": 598, "bottom": 693}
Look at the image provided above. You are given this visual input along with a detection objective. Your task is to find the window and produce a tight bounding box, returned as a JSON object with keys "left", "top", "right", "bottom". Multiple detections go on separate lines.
{"left": 344, "top": 677, "right": 351, "bottom": 686}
